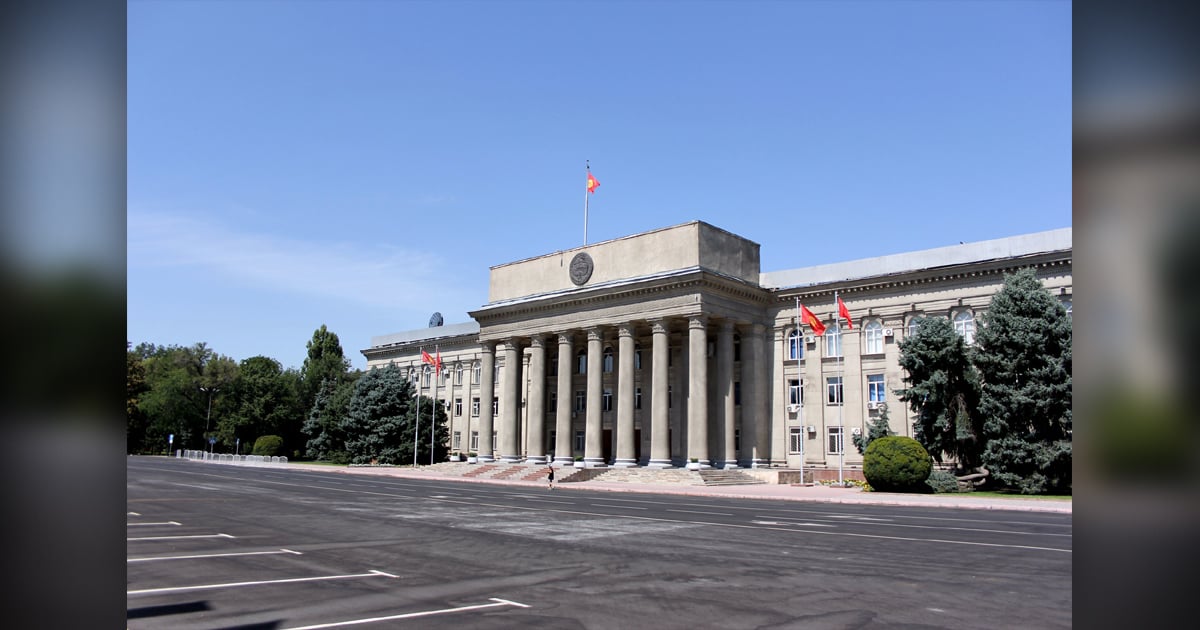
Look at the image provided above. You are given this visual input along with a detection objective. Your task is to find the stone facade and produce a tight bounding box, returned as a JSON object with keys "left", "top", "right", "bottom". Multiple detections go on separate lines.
{"left": 362, "top": 221, "right": 1072, "bottom": 470}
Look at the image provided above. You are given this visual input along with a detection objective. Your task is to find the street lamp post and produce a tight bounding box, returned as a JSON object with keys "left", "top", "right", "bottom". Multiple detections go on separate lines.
{"left": 200, "top": 386, "right": 219, "bottom": 451}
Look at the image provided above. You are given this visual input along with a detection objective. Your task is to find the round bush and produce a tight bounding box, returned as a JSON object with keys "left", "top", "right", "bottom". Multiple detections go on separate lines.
{"left": 252, "top": 435, "right": 283, "bottom": 457}
{"left": 925, "top": 468, "right": 961, "bottom": 494}
{"left": 863, "top": 436, "right": 933, "bottom": 492}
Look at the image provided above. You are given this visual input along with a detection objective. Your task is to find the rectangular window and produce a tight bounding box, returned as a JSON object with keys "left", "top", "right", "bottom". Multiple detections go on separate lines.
{"left": 734, "top": 339, "right": 741, "bottom": 362}
{"left": 789, "top": 379, "right": 801, "bottom": 405}
{"left": 453, "top": 431, "right": 461, "bottom": 451}
{"left": 422, "top": 368, "right": 431, "bottom": 387}
{"left": 734, "top": 381, "right": 742, "bottom": 406}
{"left": 635, "top": 349, "right": 642, "bottom": 370}
{"left": 575, "top": 390, "right": 586, "bottom": 411}
{"left": 602, "top": 389, "right": 613, "bottom": 412}
{"left": 574, "top": 430, "right": 585, "bottom": 452}
{"left": 790, "top": 427, "right": 804, "bottom": 454}
{"left": 635, "top": 387, "right": 642, "bottom": 410}
{"left": 828, "top": 427, "right": 844, "bottom": 454}
{"left": 827, "top": 376, "right": 843, "bottom": 405}
{"left": 867, "top": 374, "right": 886, "bottom": 402}
{"left": 788, "top": 332, "right": 802, "bottom": 360}
{"left": 668, "top": 385, "right": 673, "bottom": 409}
{"left": 471, "top": 398, "right": 480, "bottom": 417}
{"left": 734, "top": 429, "right": 741, "bottom": 451}
{"left": 825, "top": 325, "right": 842, "bottom": 358}
{"left": 492, "top": 433, "right": 497, "bottom": 451}
{"left": 864, "top": 325, "right": 884, "bottom": 354}
{"left": 454, "top": 398, "right": 462, "bottom": 417}
{"left": 473, "top": 363, "right": 481, "bottom": 384}
{"left": 493, "top": 398, "right": 499, "bottom": 415}
{"left": 549, "top": 391, "right": 557, "bottom": 412}
{"left": 470, "top": 431, "right": 479, "bottom": 451}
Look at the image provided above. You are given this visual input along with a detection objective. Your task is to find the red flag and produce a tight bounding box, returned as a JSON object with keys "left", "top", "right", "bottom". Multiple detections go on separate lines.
{"left": 586, "top": 171, "right": 600, "bottom": 194}
{"left": 800, "top": 304, "right": 827, "bottom": 336}
{"left": 421, "top": 349, "right": 436, "bottom": 367}
{"left": 434, "top": 348, "right": 443, "bottom": 372}
{"left": 837, "top": 296, "right": 853, "bottom": 329}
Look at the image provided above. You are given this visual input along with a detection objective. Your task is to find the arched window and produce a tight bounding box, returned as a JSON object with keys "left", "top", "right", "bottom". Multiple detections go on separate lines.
{"left": 422, "top": 365, "right": 431, "bottom": 387}
{"left": 907, "top": 317, "right": 923, "bottom": 340}
{"left": 954, "top": 310, "right": 976, "bottom": 344}
{"left": 602, "top": 347, "right": 614, "bottom": 372}
{"left": 825, "top": 323, "right": 842, "bottom": 357}
{"left": 473, "top": 361, "right": 481, "bottom": 384}
{"left": 577, "top": 350, "right": 587, "bottom": 375}
{"left": 788, "top": 329, "right": 802, "bottom": 360}
{"left": 455, "top": 363, "right": 463, "bottom": 385}
{"left": 863, "top": 321, "right": 884, "bottom": 354}
{"left": 635, "top": 345, "right": 642, "bottom": 370}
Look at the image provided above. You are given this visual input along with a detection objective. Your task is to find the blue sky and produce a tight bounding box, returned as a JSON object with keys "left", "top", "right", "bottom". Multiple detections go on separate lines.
{"left": 127, "top": 0, "right": 1072, "bottom": 371}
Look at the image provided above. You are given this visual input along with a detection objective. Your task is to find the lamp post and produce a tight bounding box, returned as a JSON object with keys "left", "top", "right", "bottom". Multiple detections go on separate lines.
{"left": 200, "top": 385, "right": 219, "bottom": 451}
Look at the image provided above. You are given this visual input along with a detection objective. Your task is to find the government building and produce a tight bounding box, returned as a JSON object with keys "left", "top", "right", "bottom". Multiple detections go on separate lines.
{"left": 361, "top": 221, "right": 1071, "bottom": 472}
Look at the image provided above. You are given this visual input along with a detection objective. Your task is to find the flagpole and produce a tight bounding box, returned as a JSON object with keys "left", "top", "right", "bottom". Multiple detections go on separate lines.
{"left": 583, "top": 160, "right": 590, "bottom": 245}
{"left": 796, "top": 296, "right": 804, "bottom": 486}
{"left": 413, "top": 357, "right": 421, "bottom": 468}
{"left": 431, "top": 347, "right": 439, "bottom": 466}
{"left": 835, "top": 291, "right": 844, "bottom": 486}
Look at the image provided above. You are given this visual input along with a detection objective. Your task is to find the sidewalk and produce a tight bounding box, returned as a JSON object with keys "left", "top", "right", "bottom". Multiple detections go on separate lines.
{"left": 277, "top": 462, "right": 1072, "bottom": 514}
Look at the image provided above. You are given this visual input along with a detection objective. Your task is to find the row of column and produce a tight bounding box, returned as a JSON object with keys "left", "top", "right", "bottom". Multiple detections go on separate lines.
{"left": 474, "top": 316, "right": 772, "bottom": 468}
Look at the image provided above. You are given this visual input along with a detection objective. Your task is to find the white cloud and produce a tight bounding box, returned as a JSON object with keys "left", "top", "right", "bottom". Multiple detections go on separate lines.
{"left": 128, "top": 209, "right": 476, "bottom": 312}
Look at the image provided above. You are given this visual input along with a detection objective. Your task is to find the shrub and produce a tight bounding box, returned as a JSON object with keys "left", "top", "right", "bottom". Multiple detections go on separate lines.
{"left": 863, "top": 436, "right": 933, "bottom": 493}
{"left": 252, "top": 435, "right": 284, "bottom": 457}
{"left": 926, "top": 468, "right": 961, "bottom": 494}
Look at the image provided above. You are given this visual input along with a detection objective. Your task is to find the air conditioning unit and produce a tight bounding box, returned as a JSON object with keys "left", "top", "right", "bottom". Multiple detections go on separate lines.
{"left": 867, "top": 401, "right": 879, "bottom": 410}
{"left": 805, "top": 425, "right": 816, "bottom": 434}
{"left": 851, "top": 427, "right": 862, "bottom": 436}
{"left": 883, "top": 328, "right": 894, "bottom": 337}
{"left": 804, "top": 335, "right": 815, "bottom": 344}
{"left": 787, "top": 404, "right": 801, "bottom": 413}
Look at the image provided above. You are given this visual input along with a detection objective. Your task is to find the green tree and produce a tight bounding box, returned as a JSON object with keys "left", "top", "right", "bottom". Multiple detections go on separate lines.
{"left": 897, "top": 317, "right": 984, "bottom": 472}
{"left": 219, "top": 356, "right": 304, "bottom": 455}
{"left": 341, "top": 365, "right": 448, "bottom": 465}
{"left": 134, "top": 343, "right": 239, "bottom": 452}
{"left": 303, "top": 371, "right": 360, "bottom": 462}
{"left": 852, "top": 405, "right": 894, "bottom": 455}
{"left": 127, "top": 342, "right": 150, "bottom": 453}
{"left": 301, "top": 325, "right": 351, "bottom": 412}
{"left": 974, "top": 268, "right": 1072, "bottom": 494}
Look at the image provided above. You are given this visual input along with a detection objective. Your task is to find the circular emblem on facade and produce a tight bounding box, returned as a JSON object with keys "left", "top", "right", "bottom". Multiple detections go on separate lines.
{"left": 569, "top": 252, "right": 594, "bottom": 286}
{"left": 428, "top": 312, "right": 443, "bottom": 327}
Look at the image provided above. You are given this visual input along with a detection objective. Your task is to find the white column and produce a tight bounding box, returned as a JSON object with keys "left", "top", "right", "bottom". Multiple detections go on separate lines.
{"left": 526, "top": 335, "right": 547, "bottom": 464}
{"left": 718, "top": 320, "right": 737, "bottom": 469}
{"left": 499, "top": 340, "right": 522, "bottom": 463}
{"left": 584, "top": 327, "right": 605, "bottom": 467}
{"left": 687, "top": 316, "right": 710, "bottom": 469}
{"left": 478, "top": 342, "right": 496, "bottom": 462}
{"left": 614, "top": 324, "right": 637, "bottom": 467}
{"left": 750, "top": 324, "right": 771, "bottom": 468}
{"left": 554, "top": 332, "right": 574, "bottom": 465}
{"left": 648, "top": 319, "right": 672, "bottom": 468}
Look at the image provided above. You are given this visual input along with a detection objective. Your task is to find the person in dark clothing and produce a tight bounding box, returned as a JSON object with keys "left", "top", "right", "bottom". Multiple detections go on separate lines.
{"left": 546, "top": 464, "right": 555, "bottom": 490}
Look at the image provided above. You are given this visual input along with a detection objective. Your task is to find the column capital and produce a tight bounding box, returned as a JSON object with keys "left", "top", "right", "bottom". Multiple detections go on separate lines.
{"left": 718, "top": 319, "right": 736, "bottom": 333}
{"left": 529, "top": 334, "right": 547, "bottom": 349}
{"left": 650, "top": 319, "right": 671, "bottom": 335}
{"left": 586, "top": 326, "right": 604, "bottom": 342}
{"left": 687, "top": 315, "right": 708, "bottom": 330}
{"left": 497, "top": 339, "right": 521, "bottom": 353}
{"left": 555, "top": 331, "right": 574, "bottom": 345}
{"left": 617, "top": 323, "right": 636, "bottom": 338}
{"left": 480, "top": 341, "right": 497, "bottom": 354}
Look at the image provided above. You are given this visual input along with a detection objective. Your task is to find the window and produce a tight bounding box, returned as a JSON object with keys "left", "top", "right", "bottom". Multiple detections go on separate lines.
{"left": 494, "top": 363, "right": 500, "bottom": 382}
{"left": 492, "top": 433, "right": 497, "bottom": 450}
{"left": 825, "top": 323, "right": 842, "bottom": 357}
{"left": 954, "top": 311, "right": 976, "bottom": 344}
{"left": 790, "top": 427, "right": 804, "bottom": 454}
{"left": 827, "top": 376, "right": 843, "bottom": 405}
{"left": 473, "top": 362, "right": 481, "bottom": 384}
{"left": 864, "top": 321, "right": 884, "bottom": 354}
{"left": 549, "top": 392, "right": 557, "bottom": 411}
{"left": 574, "top": 430, "right": 585, "bottom": 451}
{"left": 635, "top": 387, "right": 642, "bottom": 410}
{"left": 454, "top": 398, "right": 462, "bottom": 417}
{"left": 788, "top": 329, "right": 802, "bottom": 360}
{"left": 471, "top": 397, "right": 480, "bottom": 417}
{"left": 455, "top": 363, "right": 463, "bottom": 385}
{"left": 734, "top": 381, "right": 741, "bottom": 406}
{"left": 734, "top": 428, "right": 741, "bottom": 451}
{"left": 668, "top": 385, "right": 673, "bottom": 409}
{"left": 577, "top": 351, "right": 587, "bottom": 374}
{"left": 1064, "top": 300, "right": 1072, "bottom": 320}
{"left": 575, "top": 390, "right": 586, "bottom": 411}
{"left": 492, "top": 398, "right": 499, "bottom": 415}
{"left": 635, "top": 346, "right": 642, "bottom": 370}
{"left": 734, "top": 335, "right": 741, "bottom": 362}
{"left": 603, "top": 347, "right": 614, "bottom": 373}
{"left": 549, "top": 358, "right": 557, "bottom": 376}
{"left": 867, "top": 374, "right": 886, "bottom": 403}
{"left": 907, "top": 317, "right": 922, "bottom": 340}
{"left": 789, "top": 379, "right": 802, "bottom": 405}
{"left": 470, "top": 431, "right": 479, "bottom": 451}
{"left": 453, "top": 431, "right": 461, "bottom": 451}
{"left": 602, "top": 389, "right": 613, "bottom": 412}
{"left": 828, "top": 427, "right": 844, "bottom": 454}
{"left": 422, "top": 366, "right": 431, "bottom": 387}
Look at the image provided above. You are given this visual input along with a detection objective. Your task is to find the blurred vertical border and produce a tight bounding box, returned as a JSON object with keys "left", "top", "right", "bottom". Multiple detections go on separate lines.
{"left": 1076, "top": 0, "right": 1200, "bottom": 628}
{"left": 0, "top": 0, "right": 125, "bottom": 626}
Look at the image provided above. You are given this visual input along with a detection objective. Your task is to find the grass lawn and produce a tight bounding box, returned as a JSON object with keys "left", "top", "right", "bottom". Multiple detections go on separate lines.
{"left": 966, "top": 491, "right": 1071, "bottom": 501}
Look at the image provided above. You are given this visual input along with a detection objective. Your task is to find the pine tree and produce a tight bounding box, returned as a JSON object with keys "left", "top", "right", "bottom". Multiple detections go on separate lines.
{"left": 341, "top": 365, "right": 449, "bottom": 465}
{"left": 974, "top": 268, "right": 1072, "bottom": 494}
{"left": 853, "top": 405, "right": 894, "bottom": 455}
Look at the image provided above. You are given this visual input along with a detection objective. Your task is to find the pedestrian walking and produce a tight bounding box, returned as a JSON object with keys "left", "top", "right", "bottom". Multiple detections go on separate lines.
{"left": 546, "top": 464, "right": 555, "bottom": 490}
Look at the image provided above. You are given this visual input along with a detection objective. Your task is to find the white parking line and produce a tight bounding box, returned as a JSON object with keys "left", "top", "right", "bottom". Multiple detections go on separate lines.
{"left": 128, "top": 533, "right": 234, "bottom": 541}
{"left": 525, "top": 499, "right": 573, "bottom": 504}
{"left": 127, "top": 569, "right": 398, "bottom": 596}
{"left": 128, "top": 549, "right": 303, "bottom": 563}
{"left": 127, "top": 521, "right": 181, "bottom": 527}
{"left": 283, "top": 597, "right": 530, "bottom": 629}
{"left": 127, "top": 512, "right": 141, "bottom": 516}
{"left": 668, "top": 509, "right": 732, "bottom": 516}
{"left": 595, "top": 504, "right": 646, "bottom": 510}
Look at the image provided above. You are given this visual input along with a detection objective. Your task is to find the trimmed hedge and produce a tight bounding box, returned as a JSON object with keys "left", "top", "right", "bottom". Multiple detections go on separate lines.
{"left": 863, "top": 436, "right": 933, "bottom": 493}
{"left": 252, "top": 435, "right": 283, "bottom": 457}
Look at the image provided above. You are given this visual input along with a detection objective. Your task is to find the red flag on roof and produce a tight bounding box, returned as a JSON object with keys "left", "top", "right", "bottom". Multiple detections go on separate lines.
{"left": 837, "top": 296, "right": 853, "bottom": 330}
{"left": 800, "top": 303, "right": 827, "bottom": 336}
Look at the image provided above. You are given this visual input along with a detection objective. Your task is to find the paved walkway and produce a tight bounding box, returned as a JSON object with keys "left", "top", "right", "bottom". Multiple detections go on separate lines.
{"left": 271, "top": 461, "right": 1071, "bottom": 514}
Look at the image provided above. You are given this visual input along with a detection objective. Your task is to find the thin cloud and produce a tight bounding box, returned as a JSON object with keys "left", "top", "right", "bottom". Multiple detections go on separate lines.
{"left": 128, "top": 209, "right": 475, "bottom": 312}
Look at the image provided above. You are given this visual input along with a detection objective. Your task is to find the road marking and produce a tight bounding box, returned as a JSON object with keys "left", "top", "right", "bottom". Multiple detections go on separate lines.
{"left": 594, "top": 504, "right": 646, "bottom": 510}
{"left": 127, "top": 521, "right": 181, "bottom": 527}
{"left": 127, "top": 569, "right": 398, "bottom": 595}
{"left": 127, "top": 533, "right": 234, "bottom": 541}
{"left": 668, "top": 509, "right": 732, "bottom": 516}
{"left": 826, "top": 515, "right": 893, "bottom": 522}
{"left": 525, "top": 498, "right": 573, "bottom": 504}
{"left": 755, "top": 515, "right": 1073, "bottom": 538}
{"left": 752, "top": 520, "right": 835, "bottom": 527}
{"left": 283, "top": 597, "right": 530, "bottom": 629}
{"left": 127, "top": 512, "right": 140, "bottom": 516}
{"left": 128, "top": 548, "right": 302, "bottom": 563}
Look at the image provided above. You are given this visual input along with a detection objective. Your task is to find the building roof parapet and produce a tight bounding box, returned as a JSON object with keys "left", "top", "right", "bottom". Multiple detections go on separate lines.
{"left": 366, "top": 320, "right": 480, "bottom": 350}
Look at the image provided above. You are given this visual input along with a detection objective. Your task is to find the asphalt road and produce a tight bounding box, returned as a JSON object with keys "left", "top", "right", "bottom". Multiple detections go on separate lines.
{"left": 128, "top": 457, "right": 1072, "bottom": 629}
